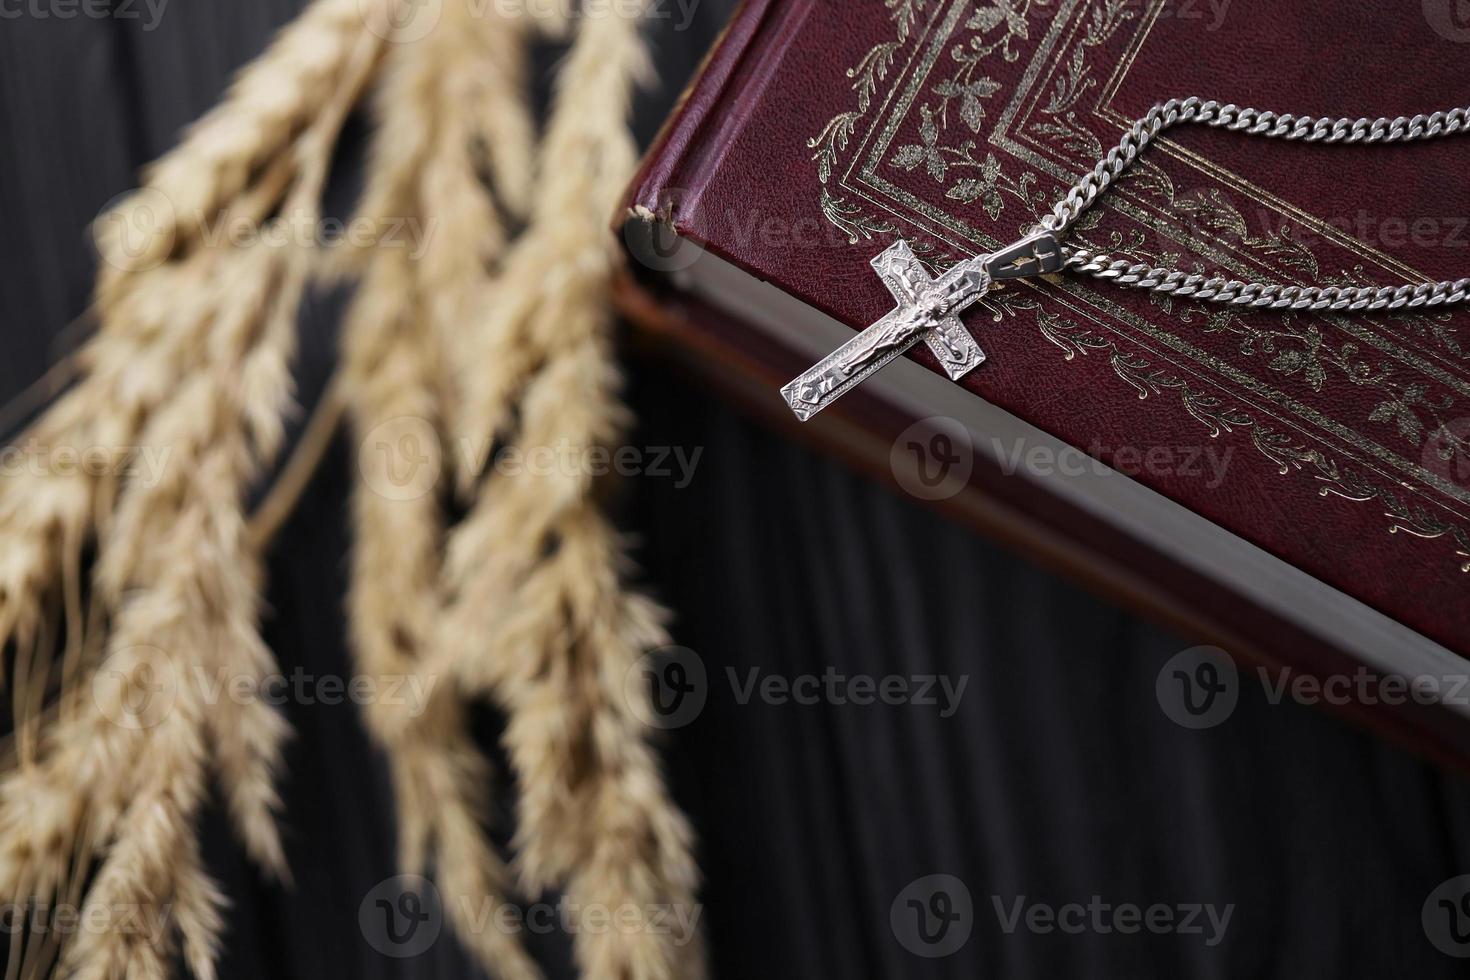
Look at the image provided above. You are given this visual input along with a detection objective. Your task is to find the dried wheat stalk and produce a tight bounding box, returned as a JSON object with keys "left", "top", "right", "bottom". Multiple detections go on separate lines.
{"left": 340, "top": 6, "right": 543, "bottom": 977}
{"left": 0, "top": 3, "right": 390, "bottom": 977}
{"left": 4, "top": 215, "right": 304, "bottom": 980}
{"left": 102, "top": 0, "right": 373, "bottom": 288}
{"left": 0, "top": 0, "right": 703, "bottom": 977}
{"left": 428, "top": 6, "right": 706, "bottom": 978}
{"left": 0, "top": 0, "right": 377, "bottom": 741}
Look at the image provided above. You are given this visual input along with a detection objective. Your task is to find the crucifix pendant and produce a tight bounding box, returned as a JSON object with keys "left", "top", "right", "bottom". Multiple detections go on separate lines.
{"left": 781, "top": 231, "right": 1063, "bottom": 421}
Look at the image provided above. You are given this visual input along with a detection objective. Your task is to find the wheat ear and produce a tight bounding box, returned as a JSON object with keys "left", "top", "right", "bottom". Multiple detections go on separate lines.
{"left": 0, "top": 3, "right": 391, "bottom": 977}
{"left": 341, "top": 5, "right": 542, "bottom": 978}
{"left": 0, "top": 0, "right": 380, "bottom": 744}
{"left": 97, "top": 0, "right": 373, "bottom": 288}
{"left": 435, "top": 7, "right": 706, "bottom": 977}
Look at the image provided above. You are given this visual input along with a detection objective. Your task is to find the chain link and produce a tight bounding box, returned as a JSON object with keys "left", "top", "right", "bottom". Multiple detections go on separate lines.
{"left": 1042, "top": 98, "right": 1470, "bottom": 312}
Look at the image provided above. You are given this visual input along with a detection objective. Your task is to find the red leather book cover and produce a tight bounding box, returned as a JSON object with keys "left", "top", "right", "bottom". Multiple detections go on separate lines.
{"left": 626, "top": 0, "right": 1470, "bottom": 658}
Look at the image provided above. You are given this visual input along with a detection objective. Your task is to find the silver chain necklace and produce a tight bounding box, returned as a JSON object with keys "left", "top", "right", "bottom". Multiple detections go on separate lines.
{"left": 782, "top": 97, "right": 1470, "bottom": 422}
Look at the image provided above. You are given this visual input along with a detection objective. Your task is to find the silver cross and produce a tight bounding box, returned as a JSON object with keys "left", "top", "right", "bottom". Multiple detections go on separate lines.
{"left": 781, "top": 231, "right": 1062, "bottom": 421}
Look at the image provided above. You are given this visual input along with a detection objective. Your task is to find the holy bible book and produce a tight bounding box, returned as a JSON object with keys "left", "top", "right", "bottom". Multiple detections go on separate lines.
{"left": 617, "top": 0, "right": 1470, "bottom": 760}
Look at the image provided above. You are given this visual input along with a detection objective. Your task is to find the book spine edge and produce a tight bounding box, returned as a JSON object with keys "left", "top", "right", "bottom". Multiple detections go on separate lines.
{"left": 619, "top": 0, "right": 777, "bottom": 231}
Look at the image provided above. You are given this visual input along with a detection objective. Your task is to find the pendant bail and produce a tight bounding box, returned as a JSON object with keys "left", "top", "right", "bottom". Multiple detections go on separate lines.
{"left": 985, "top": 229, "right": 1063, "bottom": 281}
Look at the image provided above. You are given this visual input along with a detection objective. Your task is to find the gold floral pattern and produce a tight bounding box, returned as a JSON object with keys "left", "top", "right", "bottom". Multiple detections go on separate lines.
{"left": 804, "top": 0, "right": 1470, "bottom": 573}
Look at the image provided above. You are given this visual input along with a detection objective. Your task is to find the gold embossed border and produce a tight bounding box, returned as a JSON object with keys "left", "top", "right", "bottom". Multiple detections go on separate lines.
{"left": 987, "top": 0, "right": 1470, "bottom": 491}
{"left": 805, "top": 0, "right": 1470, "bottom": 572}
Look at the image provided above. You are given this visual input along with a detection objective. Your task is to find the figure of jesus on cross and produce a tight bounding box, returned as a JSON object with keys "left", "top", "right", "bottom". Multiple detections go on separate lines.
{"left": 781, "top": 231, "right": 1062, "bottom": 421}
